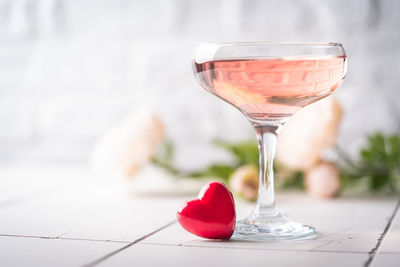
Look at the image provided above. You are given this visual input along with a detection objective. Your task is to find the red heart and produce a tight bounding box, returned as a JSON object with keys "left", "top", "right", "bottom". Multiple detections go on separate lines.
{"left": 177, "top": 181, "right": 236, "bottom": 239}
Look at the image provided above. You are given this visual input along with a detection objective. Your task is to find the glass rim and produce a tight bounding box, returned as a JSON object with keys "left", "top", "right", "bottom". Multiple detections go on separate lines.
{"left": 194, "top": 41, "right": 343, "bottom": 47}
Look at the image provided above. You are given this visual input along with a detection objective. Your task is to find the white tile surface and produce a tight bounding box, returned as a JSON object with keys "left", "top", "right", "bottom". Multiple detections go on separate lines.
{"left": 314, "top": 230, "right": 381, "bottom": 253}
{"left": 272, "top": 194, "right": 398, "bottom": 225}
{"left": 306, "top": 219, "right": 388, "bottom": 253}
{"left": 374, "top": 253, "right": 400, "bottom": 267}
{"left": 143, "top": 195, "right": 398, "bottom": 254}
{"left": 98, "top": 243, "right": 368, "bottom": 267}
{"left": 1, "top": 167, "right": 186, "bottom": 242}
{"left": 0, "top": 203, "right": 69, "bottom": 237}
{"left": 183, "top": 238, "right": 330, "bottom": 252}
{"left": 141, "top": 222, "right": 197, "bottom": 246}
{"left": 0, "top": 167, "right": 398, "bottom": 266}
{"left": 0, "top": 236, "right": 124, "bottom": 267}
{"left": 0, "top": 167, "right": 67, "bottom": 204}
{"left": 143, "top": 221, "right": 330, "bottom": 250}
{"left": 45, "top": 192, "right": 184, "bottom": 242}
{"left": 380, "top": 207, "right": 400, "bottom": 253}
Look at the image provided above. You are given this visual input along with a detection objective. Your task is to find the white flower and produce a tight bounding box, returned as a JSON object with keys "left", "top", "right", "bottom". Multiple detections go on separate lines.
{"left": 229, "top": 164, "right": 259, "bottom": 201}
{"left": 91, "top": 109, "right": 164, "bottom": 177}
{"left": 276, "top": 96, "right": 342, "bottom": 170}
{"left": 306, "top": 162, "right": 341, "bottom": 199}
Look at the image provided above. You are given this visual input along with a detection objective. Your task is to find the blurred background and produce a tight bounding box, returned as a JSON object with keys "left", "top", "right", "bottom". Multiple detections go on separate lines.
{"left": 0, "top": 0, "right": 399, "bottom": 171}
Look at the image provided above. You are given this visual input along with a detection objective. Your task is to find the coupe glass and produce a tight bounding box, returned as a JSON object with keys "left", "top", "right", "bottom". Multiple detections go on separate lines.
{"left": 193, "top": 42, "right": 347, "bottom": 240}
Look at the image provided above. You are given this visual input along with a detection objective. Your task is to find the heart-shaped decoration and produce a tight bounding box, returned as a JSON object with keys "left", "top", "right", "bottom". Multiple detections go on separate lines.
{"left": 177, "top": 181, "right": 236, "bottom": 239}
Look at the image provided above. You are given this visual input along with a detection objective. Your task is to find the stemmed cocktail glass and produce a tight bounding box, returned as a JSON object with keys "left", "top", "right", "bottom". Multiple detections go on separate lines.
{"left": 193, "top": 42, "right": 347, "bottom": 240}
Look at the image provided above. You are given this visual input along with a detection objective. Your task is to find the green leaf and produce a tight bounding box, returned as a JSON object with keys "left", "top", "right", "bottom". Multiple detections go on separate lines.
{"left": 151, "top": 141, "right": 180, "bottom": 175}
{"left": 163, "top": 142, "right": 175, "bottom": 163}
{"left": 213, "top": 139, "right": 259, "bottom": 166}
{"left": 277, "top": 171, "right": 305, "bottom": 190}
{"left": 340, "top": 131, "right": 400, "bottom": 193}
{"left": 189, "top": 163, "right": 236, "bottom": 182}
{"left": 388, "top": 134, "right": 400, "bottom": 162}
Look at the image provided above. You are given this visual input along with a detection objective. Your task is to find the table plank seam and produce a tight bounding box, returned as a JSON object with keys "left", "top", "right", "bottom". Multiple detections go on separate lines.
{"left": 82, "top": 220, "right": 176, "bottom": 267}
{"left": 56, "top": 230, "right": 72, "bottom": 238}
{"left": 363, "top": 197, "right": 400, "bottom": 267}
{"left": 379, "top": 252, "right": 400, "bottom": 255}
{"left": 316, "top": 227, "right": 352, "bottom": 239}
{"left": 0, "top": 233, "right": 59, "bottom": 240}
{"left": 137, "top": 242, "right": 370, "bottom": 254}
{"left": 0, "top": 233, "right": 132, "bottom": 244}
{"left": 309, "top": 240, "right": 336, "bottom": 250}
{"left": 180, "top": 239, "right": 202, "bottom": 246}
{"left": 182, "top": 244, "right": 369, "bottom": 254}
{"left": 59, "top": 237, "right": 131, "bottom": 244}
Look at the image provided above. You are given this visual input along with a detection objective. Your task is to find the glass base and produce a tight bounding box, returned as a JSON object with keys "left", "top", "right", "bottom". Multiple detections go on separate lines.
{"left": 232, "top": 209, "right": 316, "bottom": 241}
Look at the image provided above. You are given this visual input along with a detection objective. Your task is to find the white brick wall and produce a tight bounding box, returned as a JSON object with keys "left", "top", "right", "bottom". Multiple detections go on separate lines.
{"left": 0, "top": 0, "right": 399, "bottom": 167}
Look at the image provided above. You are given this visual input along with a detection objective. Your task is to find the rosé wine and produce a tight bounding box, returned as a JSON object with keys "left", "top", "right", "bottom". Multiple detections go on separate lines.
{"left": 195, "top": 57, "right": 346, "bottom": 120}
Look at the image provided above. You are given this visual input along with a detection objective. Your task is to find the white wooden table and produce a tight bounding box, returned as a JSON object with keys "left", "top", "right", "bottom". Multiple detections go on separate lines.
{"left": 0, "top": 166, "right": 399, "bottom": 267}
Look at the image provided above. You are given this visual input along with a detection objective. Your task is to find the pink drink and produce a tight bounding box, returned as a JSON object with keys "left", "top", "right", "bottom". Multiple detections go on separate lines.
{"left": 195, "top": 57, "right": 346, "bottom": 120}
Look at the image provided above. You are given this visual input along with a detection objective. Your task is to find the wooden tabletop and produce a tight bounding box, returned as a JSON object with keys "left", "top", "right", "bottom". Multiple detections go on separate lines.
{"left": 0, "top": 166, "right": 399, "bottom": 267}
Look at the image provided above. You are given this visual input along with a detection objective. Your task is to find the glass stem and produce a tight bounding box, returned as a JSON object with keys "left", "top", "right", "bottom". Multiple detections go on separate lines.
{"left": 252, "top": 122, "right": 284, "bottom": 217}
